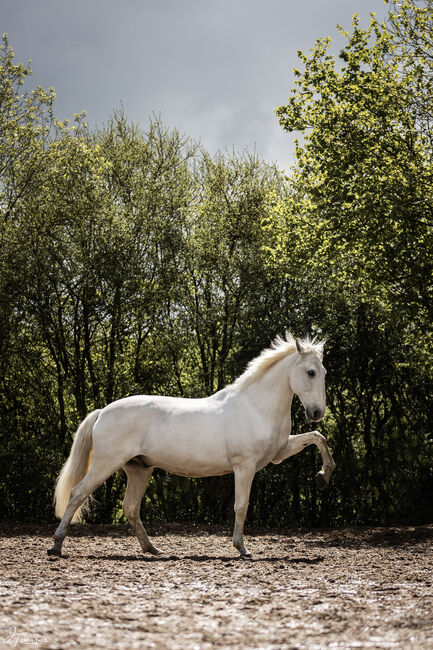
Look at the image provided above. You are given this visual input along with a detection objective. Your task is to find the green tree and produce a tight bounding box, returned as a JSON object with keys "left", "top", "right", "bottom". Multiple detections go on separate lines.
{"left": 275, "top": 3, "right": 433, "bottom": 316}
{"left": 269, "top": 0, "right": 433, "bottom": 526}
{"left": 177, "top": 150, "right": 286, "bottom": 395}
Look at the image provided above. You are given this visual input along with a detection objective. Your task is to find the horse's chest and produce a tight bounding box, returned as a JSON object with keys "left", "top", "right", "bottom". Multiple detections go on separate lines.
{"left": 250, "top": 433, "right": 285, "bottom": 471}
{"left": 260, "top": 419, "right": 292, "bottom": 468}
{"left": 277, "top": 414, "right": 292, "bottom": 446}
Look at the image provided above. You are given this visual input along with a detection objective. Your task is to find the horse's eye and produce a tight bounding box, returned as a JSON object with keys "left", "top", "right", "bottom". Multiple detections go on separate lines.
{"left": 307, "top": 369, "right": 315, "bottom": 377}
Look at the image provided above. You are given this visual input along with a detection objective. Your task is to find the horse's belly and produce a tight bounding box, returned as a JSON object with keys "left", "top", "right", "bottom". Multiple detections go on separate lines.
{"left": 144, "top": 435, "right": 232, "bottom": 477}
{"left": 155, "top": 462, "right": 233, "bottom": 479}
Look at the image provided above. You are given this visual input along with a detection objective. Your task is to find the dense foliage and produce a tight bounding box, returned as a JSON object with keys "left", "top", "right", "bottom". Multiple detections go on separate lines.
{"left": 1, "top": 0, "right": 432, "bottom": 528}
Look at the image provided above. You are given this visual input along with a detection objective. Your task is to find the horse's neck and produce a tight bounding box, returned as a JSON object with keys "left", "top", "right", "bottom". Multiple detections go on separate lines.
{"left": 244, "top": 354, "right": 294, "bottom": 423}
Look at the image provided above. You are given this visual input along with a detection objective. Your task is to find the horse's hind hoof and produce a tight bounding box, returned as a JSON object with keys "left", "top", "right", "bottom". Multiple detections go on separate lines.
{"left": 143, "top": 543, "right": 162, "bottom": 556}
{"left": 47, "top": 546, "right": 62, "bottom": 557}
{"left": 148, "top": 546, "right": 162, "bottom": 556}
{"left": 315, "top": 472, "right": 328, "bottom": 490}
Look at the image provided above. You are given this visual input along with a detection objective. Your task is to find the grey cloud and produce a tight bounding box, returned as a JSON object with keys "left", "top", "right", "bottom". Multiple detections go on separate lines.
{"left": 2, "top": 0, "right": 387, "bottom": 169}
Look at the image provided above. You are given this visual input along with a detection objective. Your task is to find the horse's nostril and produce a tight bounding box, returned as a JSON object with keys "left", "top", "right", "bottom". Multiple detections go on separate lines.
{"left": 309, "top": 408, "right": 323, "bottom": 421}
{"left": 307, "top": 407, "right": 321, "bottom": 421}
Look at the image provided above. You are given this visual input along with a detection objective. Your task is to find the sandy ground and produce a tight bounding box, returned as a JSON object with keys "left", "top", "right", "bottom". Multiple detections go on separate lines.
{"left": 0, "top": 523, "right": 432, "bottom": 649}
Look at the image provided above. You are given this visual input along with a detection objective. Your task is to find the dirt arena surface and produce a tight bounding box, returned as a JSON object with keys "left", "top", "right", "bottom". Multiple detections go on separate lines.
{"left": 0, "top": 523, "right": 432, "bottom": 649}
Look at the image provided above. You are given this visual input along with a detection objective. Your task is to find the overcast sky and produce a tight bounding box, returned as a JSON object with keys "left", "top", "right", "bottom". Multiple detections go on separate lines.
{"left": 3, "top": 0, "right": 388, "bottom": 171}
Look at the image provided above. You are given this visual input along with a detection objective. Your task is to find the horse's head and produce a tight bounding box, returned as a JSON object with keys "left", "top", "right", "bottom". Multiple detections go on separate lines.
{"left": 289, "top": 338, "right": 326, "bottom": 422}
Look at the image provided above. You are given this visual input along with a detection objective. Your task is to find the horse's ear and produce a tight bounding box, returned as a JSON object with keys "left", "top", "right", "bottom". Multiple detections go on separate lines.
{"left": 296, "top": 339, "right": 305, "bottom": 355}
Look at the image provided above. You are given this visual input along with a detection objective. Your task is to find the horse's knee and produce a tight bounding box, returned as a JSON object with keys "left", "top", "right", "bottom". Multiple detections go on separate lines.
{"left": 234, "top": 504, "right": 248, "bottom": 521}
{"left": 313, "top": 430, "right": 325, "bottom": 443}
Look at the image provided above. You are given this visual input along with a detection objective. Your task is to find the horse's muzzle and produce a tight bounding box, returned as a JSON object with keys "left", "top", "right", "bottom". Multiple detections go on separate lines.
{"left": 306, "top": 406, "right": 325, "bottom": 422}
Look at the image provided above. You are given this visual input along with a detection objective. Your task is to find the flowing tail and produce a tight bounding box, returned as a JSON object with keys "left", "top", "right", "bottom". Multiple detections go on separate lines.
{"left": 54, "top": 409, "right": 102, "bottom": 523}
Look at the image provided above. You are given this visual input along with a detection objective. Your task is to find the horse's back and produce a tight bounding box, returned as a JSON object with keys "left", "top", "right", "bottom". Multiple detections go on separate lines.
{"left": 97, "top": 393, "right": 225, "bottom": 423}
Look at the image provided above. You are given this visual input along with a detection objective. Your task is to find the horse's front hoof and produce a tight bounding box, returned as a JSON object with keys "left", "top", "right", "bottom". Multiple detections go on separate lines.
{"left": 47, "top": 546, "right": 62, "bottom": 557}
{"left": 315, "top": 472, "right": 328, "bottom": 490}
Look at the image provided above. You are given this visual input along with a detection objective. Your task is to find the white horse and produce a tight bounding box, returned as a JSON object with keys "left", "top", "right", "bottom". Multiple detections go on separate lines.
{"left": 48, "top": 333, "right": 335, "bottom": 558}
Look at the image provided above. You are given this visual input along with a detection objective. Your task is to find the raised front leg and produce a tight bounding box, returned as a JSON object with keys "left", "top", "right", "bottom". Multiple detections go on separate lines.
{"left": 232, "top": 464, "right": 256, "bottom": 557}
{"left": 271, "top": 431, "right": 336, "bottom": 489}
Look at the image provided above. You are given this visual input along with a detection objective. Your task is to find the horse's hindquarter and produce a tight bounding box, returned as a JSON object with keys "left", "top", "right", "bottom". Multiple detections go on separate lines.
{"left": 93, "top": 394, "right": 234, "bottom": 478}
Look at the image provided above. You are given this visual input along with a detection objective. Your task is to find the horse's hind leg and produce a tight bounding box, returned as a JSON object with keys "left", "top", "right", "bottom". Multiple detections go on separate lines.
{"left": 48, "top": 462, "right": 115, "bottom": 557}
{"left": 123, "top": 460, "right": 160, "bottom": 555}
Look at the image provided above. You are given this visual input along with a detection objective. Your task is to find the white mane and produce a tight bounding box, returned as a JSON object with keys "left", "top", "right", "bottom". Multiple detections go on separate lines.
{"left": 232, "top": 332, "right": 324, "bottom": 392}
